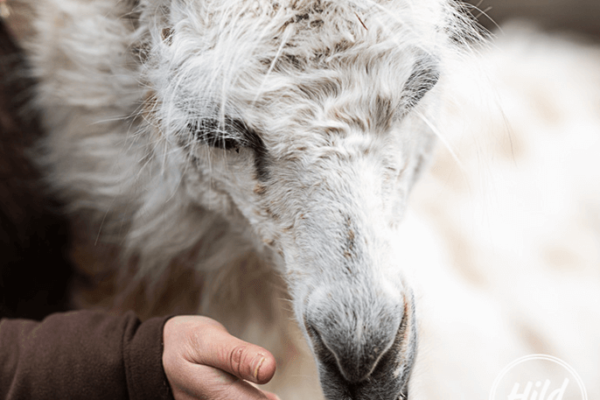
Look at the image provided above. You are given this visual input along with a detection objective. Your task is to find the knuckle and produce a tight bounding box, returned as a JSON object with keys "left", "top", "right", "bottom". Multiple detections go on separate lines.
{"left": 229, "top": 344, "right": 248, "bottom": 376}
{"left": 184, "top": 328, "right": 205, "bottom": 363}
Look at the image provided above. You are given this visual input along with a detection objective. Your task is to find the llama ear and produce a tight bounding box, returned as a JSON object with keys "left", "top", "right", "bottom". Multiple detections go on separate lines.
{"left": 400, "top": 56, "right": 440, "bottom": 112}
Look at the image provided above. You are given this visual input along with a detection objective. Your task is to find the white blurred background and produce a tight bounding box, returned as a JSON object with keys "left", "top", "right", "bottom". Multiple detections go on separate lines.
{"left": 400, "top": 1, "right": 600, "bottom": 398}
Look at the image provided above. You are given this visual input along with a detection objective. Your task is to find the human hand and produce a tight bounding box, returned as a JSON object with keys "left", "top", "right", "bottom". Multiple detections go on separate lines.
{"left": 163, "top": 316, "right": 280, "bottom": 400}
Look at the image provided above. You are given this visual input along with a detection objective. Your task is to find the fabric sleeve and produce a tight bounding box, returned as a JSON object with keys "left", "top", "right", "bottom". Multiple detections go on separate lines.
{"left": 0, "top": 310, "right": 175, "bottom": 400}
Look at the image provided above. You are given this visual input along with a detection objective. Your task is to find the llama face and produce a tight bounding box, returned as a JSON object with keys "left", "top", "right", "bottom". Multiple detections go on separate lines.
{"left": 142, "top": 0, "right": 451, "bottom": 397}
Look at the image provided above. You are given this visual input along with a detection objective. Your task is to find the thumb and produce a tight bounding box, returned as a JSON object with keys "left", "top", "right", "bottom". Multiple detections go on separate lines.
{"left": 187, "top": 322, "right": 277, "bottom": 384}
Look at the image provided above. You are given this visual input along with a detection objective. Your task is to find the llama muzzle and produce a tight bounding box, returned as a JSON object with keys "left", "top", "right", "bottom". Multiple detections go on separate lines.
{"left": 302, "top": 283, "right": 417, "bottom": 400}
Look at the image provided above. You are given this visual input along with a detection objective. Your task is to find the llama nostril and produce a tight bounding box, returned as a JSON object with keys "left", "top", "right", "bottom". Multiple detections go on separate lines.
{"left": 305, "top": 321, "right": 336, "bottom": 364}
{"left": 305, "top": 319, "right": 396, "bottom": 384}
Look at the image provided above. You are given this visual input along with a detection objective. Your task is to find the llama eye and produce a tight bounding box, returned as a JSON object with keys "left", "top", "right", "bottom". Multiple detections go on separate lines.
{"left": 187, "top": 119, "right": 241, "bottom": 151}
{"left": 188, "top": 117, "right": 271, "bottom": 181}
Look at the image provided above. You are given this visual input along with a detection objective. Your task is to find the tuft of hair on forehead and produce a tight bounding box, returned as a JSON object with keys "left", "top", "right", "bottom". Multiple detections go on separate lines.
{"left": 138, "top": 0, "right": 480, "bottom": 142}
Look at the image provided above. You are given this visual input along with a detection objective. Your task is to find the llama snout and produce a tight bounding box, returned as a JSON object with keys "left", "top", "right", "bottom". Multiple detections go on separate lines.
{"left": 303, "top": 285, "right": 416, "bottom": 399}
{"left": 305, "top": 319, "right": 397, "bottom": 383}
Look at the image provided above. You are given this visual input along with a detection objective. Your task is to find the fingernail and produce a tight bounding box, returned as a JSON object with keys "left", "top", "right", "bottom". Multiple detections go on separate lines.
{"left": 253, "top": 355, "right": 266, "bottom": 381}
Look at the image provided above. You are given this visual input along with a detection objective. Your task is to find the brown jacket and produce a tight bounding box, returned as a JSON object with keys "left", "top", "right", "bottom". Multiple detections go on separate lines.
{"left": 0, "top": 311, "right": 175, "bottom": 400}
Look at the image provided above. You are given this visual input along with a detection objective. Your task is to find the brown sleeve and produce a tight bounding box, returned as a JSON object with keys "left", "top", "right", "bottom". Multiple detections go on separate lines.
{"left": 0, "top": 310, "right": 175, "bottom": 400}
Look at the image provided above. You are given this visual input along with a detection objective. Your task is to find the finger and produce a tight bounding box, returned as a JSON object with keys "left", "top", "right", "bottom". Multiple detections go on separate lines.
{"left": 189, "top": 326, "right": 277, "bottom": 384}
{"left": 172, "top": 363, "right": 276, "bottom": 400}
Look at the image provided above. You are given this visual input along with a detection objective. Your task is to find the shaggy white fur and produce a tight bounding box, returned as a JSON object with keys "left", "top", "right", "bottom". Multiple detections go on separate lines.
{"left": 6, "top": 0, "right": 600, "bottom": 398}
{"left": 12, "top": 0, "right": 476, "bottom": 398}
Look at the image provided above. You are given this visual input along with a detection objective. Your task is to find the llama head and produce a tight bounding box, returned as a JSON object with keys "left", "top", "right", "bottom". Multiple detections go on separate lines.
{"left": 137, "top": 0, "right": 466, "bottom": 397}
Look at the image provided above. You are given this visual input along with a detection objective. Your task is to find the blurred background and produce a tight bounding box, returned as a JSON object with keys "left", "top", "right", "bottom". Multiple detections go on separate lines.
{"left": 462, "top": 0, "right": 600, "bottom": 39}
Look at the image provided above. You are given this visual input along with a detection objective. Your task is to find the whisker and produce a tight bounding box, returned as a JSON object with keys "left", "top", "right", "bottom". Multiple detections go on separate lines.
{"left": 416, "top": 111, "right": 466, "bottom": 173}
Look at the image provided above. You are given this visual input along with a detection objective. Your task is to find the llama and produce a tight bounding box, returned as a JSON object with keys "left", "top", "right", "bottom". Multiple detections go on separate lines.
{"left": 8, "top": 0, "right": 485, "bottom": 398}
{"left": 7, "top": 0, "right": 600, "bottom": 398}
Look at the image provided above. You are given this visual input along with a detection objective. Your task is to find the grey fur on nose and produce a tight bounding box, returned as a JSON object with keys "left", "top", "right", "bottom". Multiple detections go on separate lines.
{"left": 306, "top": 318, "right": 400, "bottom": 383}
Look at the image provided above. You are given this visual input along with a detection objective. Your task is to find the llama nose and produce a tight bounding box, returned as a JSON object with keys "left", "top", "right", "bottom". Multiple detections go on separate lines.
{"left": 306, "top": 319, "right": 399, "bottom": 383}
